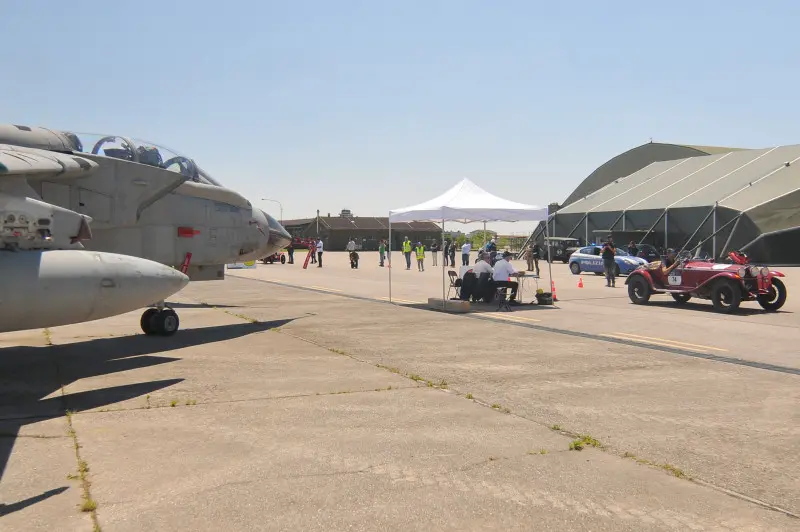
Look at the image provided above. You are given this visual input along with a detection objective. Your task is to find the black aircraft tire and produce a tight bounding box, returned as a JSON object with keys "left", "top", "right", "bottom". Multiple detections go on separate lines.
{"left": 140, "top": 308, "right": 159, "bottom": 335}
{"left": 153, "top": 309, "right": 180, "bottom": 336}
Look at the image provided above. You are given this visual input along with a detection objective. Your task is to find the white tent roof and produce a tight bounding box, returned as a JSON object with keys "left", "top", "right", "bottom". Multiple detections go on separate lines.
{"left": 389, "top": 178, "right": 549, "bottom": 223}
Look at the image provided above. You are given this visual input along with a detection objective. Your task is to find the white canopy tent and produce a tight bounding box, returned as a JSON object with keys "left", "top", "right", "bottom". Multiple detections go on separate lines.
{"left": 387, "top": 178, "right": 550, "bottom": 305}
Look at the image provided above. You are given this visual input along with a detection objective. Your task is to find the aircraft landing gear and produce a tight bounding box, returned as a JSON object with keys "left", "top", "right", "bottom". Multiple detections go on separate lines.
{"left": 141, "top": 302, "right": 180, "bottom": 336}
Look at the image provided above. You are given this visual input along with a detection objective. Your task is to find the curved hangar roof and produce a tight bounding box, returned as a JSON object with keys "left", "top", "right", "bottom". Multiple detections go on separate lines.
{"left": 563, "top": 142, "right": 744, "bottom": 207}
{"left": 558, "top": 144, "right": 800, "bottom": 227}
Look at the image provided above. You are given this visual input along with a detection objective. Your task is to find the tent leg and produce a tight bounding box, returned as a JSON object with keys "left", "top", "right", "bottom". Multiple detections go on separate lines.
{"left": 388, "top": 215, "right": 392, "bottom": 303}
{"left": 545, "top": 211, "right": 554, "bottom": 305}
{"left": 712, "top": 204, "right": 717, "bottom": 258}
{"left": 442, "top": 219, "right": 446, "bottom": 310}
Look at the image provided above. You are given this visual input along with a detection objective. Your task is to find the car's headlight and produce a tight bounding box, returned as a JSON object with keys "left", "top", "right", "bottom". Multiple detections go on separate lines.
{"left": 737, "top": 267, "right": 748, "bottom": 278}
{"left": 748, "top": 266, "right": 759, "bottom": 277}
{"left": 760, "top": 266, "right": 770, "bottom": 276}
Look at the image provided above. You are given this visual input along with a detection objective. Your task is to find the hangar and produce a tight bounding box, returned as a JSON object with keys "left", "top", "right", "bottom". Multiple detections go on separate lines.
{"left": 533, "top": 142, "right": 800, "bottom": 265}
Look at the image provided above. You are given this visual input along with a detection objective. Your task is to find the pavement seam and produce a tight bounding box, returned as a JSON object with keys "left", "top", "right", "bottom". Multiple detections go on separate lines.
{"left": 65, "top": 385, "right": 421, "bottom": 416}
{"left": 48, "top": 330, "right": 102, "bottom": 531}
{"left": 203, "top": 293, "right": 800, "bottom": 521}
{"left": 229, "top": 275, "right": 800, "bottom": 376}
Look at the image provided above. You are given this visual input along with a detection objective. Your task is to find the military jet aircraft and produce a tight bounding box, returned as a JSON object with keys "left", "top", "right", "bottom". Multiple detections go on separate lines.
{"left": 0, "top": 147, "right": 190, "bottom": 334}
{"left": 0, "top": 124, "right": 291, "bottom": 336}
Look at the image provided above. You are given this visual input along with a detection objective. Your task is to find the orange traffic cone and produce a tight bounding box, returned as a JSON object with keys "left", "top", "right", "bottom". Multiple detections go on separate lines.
{"left": 551, "top": 280, "right": 558, "bottom": 302}
{"left": 577, "top": 277, "right": 584, "bottom": 288}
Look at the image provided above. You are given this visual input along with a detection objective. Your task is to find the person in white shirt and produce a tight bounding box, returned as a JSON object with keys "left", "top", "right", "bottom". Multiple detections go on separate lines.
{"left": 472, "top": 255, "right": 493, "bottom": 276}
{"left": 461, "top": 241, "right": 471, "bottom": 266}
{"left": 492, "top": 251, "right": 522, "bottom": 302}
{"left": 346, "top": 238, "right": 356, "bottom": 268}
{"left": 316, "top": 238, "right": 324, "bottom": 267}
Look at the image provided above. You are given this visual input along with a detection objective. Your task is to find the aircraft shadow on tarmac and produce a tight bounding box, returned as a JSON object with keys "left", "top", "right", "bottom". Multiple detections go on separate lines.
{"left": 0, "top": 318, "right": 293, "bottom": 515}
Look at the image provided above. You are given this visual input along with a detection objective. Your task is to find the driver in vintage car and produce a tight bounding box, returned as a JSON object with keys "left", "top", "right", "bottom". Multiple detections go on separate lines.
{"left": 646, "top": 248, "right": 681, "bottom": 277}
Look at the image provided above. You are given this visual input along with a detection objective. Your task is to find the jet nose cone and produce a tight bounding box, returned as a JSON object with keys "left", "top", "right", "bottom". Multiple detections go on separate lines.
{"left": 262, "top": 209, "right": 291, "bottom": 249}
{"left": 129, "top": 257, "right": 190, "bottom": 302}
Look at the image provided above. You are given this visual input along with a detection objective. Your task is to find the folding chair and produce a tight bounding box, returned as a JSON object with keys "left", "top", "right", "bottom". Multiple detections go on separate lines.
{"left": 496, "top": 286, "right": 511, "bottom": 312}
{"left": 447, "top": 270, "right": 461, "bottom": 299}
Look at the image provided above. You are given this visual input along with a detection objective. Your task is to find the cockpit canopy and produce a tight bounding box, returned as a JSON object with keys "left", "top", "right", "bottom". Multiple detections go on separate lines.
{"left": 65, "top": 132, "right": 222, "bottom": 187}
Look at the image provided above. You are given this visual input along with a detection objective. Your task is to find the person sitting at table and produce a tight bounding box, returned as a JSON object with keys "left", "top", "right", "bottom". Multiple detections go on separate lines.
{"left": 472, "top": 254, "right": 495, "bottom": 302}
{"left": 492, "top": 251, "right": 522, "bottom": 304}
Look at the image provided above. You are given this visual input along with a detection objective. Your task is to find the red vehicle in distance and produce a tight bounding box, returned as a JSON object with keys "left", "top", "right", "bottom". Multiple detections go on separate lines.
{"left": 625, "top": 250, "right": 787, "bottom": 313}
{"left": 291, "top": 237, "right": 316, "bottom": 249}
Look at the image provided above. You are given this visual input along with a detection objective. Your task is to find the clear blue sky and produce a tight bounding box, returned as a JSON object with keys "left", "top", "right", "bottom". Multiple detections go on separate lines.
{"left": 3, "top": 1, "right": 799, "bottom": 234}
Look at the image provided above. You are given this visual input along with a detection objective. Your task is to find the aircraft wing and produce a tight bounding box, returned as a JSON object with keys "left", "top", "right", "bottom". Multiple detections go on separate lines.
{"left": 0, "top": 144, "right": 97, "bottom": 179}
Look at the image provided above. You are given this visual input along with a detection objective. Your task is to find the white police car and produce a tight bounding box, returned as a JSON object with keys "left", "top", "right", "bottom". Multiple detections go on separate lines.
{"left": 568, "top": 245, "right": 648, "bottom": 276}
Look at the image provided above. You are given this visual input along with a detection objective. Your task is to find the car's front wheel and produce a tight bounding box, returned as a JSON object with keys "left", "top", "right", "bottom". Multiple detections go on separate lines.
{"left": 757, "top": 277, "right": 787, "bottom": 311}
{"left": 628, "top": 276, "right": 651, "bottom": 304}
{"left": 711, "top": 280, "right": 742, "bottom": 313}
{"left": 569, "top": 262, "right": 581, "bottom": 274}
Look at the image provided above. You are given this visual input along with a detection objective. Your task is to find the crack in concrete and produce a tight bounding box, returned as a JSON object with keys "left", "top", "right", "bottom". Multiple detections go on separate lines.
{"left": 48, "top": 332, "right": 102, "bottom": 531}
{"left": 57, "top": 385, "right": 421, "bottom": 417}
{"left": 185, "top": 291, "right": 800, "bottom": 521}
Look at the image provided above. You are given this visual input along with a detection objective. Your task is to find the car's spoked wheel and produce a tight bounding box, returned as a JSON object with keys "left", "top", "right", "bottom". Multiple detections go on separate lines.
{"left": 757, "top": 278, "right": 787, "bottom": 311}
{"left": 711, "top": 281, "right": 741, "bottom": 313}
{"left": 627, "top": 277, "right": 651, "bottom": 304}
{"left": 671, "top": 293, "right": 691, "bottom": 304}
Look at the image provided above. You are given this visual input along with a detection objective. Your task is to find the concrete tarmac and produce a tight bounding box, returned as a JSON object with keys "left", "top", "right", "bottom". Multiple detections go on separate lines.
{"left": 0, "top": 251, "right": 797, "bottom": 531}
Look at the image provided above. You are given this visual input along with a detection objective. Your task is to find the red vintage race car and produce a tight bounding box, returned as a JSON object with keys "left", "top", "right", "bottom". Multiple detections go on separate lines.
{"left": 625, "top": 250, "right": 787, "bottom": 313}
{"left": 261, "top": 252, "right": 286, "bottom": 264}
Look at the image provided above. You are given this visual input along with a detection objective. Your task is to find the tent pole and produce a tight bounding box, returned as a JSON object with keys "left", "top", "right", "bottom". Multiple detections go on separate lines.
{"left": 483, "top": 221, "right": 487, "bottom": 249}
{"left": 545, "top": 210, "right": 554, "bottom": 304}
{"left": 388, "top": 212, "right": 392, "bottom": 303}
{"left": 712, "top": 203, "right": 717, "bottom": 258}
{"left": 442, "top": 219, "right": 446, "bottom": 310}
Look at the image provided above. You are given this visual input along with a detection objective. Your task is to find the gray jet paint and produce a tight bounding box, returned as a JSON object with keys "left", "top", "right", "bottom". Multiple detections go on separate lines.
{"left": 0, "top": 124, "right": 290, "bottom": 335}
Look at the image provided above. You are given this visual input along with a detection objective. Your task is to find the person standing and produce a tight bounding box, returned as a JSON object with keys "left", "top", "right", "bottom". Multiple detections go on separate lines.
{"left": 461, "top": 241, "right": 471, "bottom": 266}
{"left": 287, "top": 241, "right": 295, "bottom": 264}
{"left": 531, "top": 242, "right": 540, "bottom": 276}
{"left": 524, "top": 245, "right": 534, "bottom": 272}
{"left": 449, "top": 242, "right": 456, "bottom": 266}
{"left": 309, "top": 239, "right": 316, "bottom": 264}
{"left": 402, "top": 237, "right": 412, "bottom": 270}
{"left": 486, "top": 238, "right": 498, "bottom": 265}
{"left": 415, "top": 241, "right": 425, "bottom": 271}
{"left": 443, "top": 239, "right": 450, "bottom": 266}
{"left": 379, "top": 239, "right": 386, "bottom": 267}
{"left": 627, "top": 241, "right": 639, "bottom": 258}
{"left": 602, "top": 237, "right": 616, "bottom": 287}
{"left": 346, "top": 238, "right": 356, "bottom": 268}
{"left": 316, "top": 237, "right": 324, "bottom": 268}
{"left": 431, "top": 241, "right": 439, "bottom": 266}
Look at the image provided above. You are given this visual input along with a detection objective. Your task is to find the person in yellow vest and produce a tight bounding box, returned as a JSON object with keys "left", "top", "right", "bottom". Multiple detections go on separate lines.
{"left": 415, "top": 241, "right": 425, "bottom": 272}
{"left": 402, "top": 237, "right": 412, "bottom": 270}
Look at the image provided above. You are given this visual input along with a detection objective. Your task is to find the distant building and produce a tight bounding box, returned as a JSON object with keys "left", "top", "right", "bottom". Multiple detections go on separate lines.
{"left": 281, "top": 214, "right": 441, "bottom": 251}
